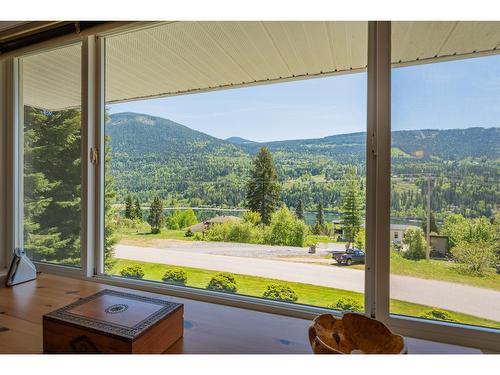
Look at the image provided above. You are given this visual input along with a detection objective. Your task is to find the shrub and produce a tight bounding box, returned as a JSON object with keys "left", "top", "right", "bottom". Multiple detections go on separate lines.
{"left": 262, "top": 284, "right": 298, "bottom": 302}
{"left": 242, "top": 210, "right": 261, "bottom": 225}
{"left": 204, "top": 221, "right": 263, "bottom": 244}
{"left": 402, "top": 227, "right": 425, "bottom": 260}
{"left": 165, "top": 212, "right": 180, "bottom": 230}
{"left": 452, "top": 240, "right": 496, "bottom": 275}
{"left": 328, "top": 297, "right": 363, "bottom": 312}
{"left": 207, "top": 272, "right": 238, "bottom": 293}
{"left": 165, "top": 209, "right": 198, "bottom": 230}
{"left": 119, "top": 265, "right": 145, "bottom": 279}
{"left": 179, "top": 208, "right": 198, "bottom": 229}
{"left": 264, "top": 205, "right": 309, "bottom": 247}
{"left": 118, "top": 217, "right": 139, "bottom": 229}
{"left": 162, "top": 268, "right": 188, "bottom": 285}
{"left": 354, "top": 228, "right": 366, "bottom": 251}
{"left": 420, "top": 309, "right": 457, "bottom": 322}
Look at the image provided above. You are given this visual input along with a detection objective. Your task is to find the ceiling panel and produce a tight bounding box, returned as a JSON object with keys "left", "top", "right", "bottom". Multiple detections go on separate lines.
{"left": 18, "top": 21, "right": 500, "bottom": 111}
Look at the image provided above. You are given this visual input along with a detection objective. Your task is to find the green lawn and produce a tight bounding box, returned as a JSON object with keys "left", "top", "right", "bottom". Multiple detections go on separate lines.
{"left": 115, "top": 223, "right": 193, "bottom": 242}
{"left": 110, "top": 258, "right": 500, "bottom": 329}
{"left": 350, "top": 251, "right": 500, "bottom": 291}
{"left": 115, "top": 223, "right": 344, "bottom": 248}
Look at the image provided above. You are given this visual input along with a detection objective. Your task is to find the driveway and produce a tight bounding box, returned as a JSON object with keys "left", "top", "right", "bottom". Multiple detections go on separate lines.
{"left": 114, "top": 243, "right": 500, "bottom": 322}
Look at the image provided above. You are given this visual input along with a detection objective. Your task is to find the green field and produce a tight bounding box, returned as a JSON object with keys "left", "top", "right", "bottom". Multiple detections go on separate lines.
{"left": 110, "top": 258, "right": 500, "bottom": 329}
{"left": 350, "top": 251, "right": 500, "bottom": 292}
{"left": 115, "top": 223, "right": 343, "bottom": 247}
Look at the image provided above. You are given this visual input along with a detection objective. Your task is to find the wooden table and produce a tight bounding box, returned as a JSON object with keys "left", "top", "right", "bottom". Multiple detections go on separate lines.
{"left": 0, "top": 273, "right": 482, "bottom": 354}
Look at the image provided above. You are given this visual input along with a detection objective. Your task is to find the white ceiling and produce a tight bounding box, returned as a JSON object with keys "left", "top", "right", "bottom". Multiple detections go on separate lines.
{"left": 20, "top": 21, "right": 500, "bottom": 111}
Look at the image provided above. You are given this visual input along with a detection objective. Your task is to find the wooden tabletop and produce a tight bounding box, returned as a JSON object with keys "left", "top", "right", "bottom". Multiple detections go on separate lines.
{"left": 0, "top": 273, "right": 482, "bottom": 354}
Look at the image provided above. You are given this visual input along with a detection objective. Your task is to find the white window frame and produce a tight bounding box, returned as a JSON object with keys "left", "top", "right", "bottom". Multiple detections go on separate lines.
{"left": 0, "top": 20, "right": 499, "bottom": 352}
{"left": 9, "top": 41, "right": 87, "bottom": 277}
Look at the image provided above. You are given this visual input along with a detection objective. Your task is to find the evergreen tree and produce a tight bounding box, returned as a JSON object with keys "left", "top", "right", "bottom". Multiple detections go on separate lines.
{"left": 148, "top": 196, "right": 164, "bottom": 234}
{"left": 24, "top": 107, "right": 82, "bottom": 264}
{"left": 133, "top": 198, "right": 143, "bottom": 221}
{"left": 295, "top": 199, "right": 305, "bottom": 220}
{"left": 124, "top": 194, "right": 133, "bottom": 219}
{"left": 246, "top": 147, "right": 281, "bottom": 224}
{"left": 340, "top": 168, "right": 363, "bottom": 246}
{"left": 313, "top": 202, "right": 325, "bottom": 235}
{"left": 104, "top": 134, "right": 117, "bottom": 271}
{"left": 421, "top": 212, "right": 439, "bottom": 234}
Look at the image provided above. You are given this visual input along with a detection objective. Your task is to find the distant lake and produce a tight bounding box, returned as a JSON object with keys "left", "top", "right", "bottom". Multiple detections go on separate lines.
{"left": 160, "top": 207, "right": 426, "bottom": 227}
{"left": 167, "top": 208, "right": 342, "bottom": 226}
{"left": 125, "top": 206, "right": 427, "bottom": 227}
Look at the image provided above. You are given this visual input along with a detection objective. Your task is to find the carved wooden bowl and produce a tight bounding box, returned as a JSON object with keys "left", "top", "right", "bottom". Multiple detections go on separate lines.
{"left": 309, "top": 313, "right": 407, "bottom": 354}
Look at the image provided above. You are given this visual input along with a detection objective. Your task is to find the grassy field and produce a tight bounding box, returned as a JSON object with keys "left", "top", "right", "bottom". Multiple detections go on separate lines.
{"left": 115, "top": 223, "right": 193, "bottom": 243}
{"left": 349, "top": 251, "right": 500, "bottom": 291}
{"left": 116, "top": 224, "right": 500, "bottom": 291}
{"left": 115, "top": 223, "right": 343, "bottom": 247}
{"left": 110, "top": 258, "right": 500, "bottom": 329}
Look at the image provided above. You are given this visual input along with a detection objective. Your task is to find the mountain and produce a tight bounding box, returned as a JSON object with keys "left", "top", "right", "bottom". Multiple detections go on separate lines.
{"left": 108, "top": 112, "right": 243, "bottom": 158}
{"left": 107, "top": 112, "right": 499, "bottom": 217}
{"left": 225, "top": 136, "right": 256, "bottom": 145}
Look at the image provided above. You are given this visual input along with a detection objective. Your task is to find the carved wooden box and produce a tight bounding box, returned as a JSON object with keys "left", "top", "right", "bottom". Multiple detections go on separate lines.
{"left": 43, "top": 289, "right": 183, "bottom": 354}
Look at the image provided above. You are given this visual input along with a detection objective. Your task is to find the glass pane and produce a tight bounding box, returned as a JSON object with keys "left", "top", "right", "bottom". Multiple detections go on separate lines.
{"left": 390, "top": 22, "right": 500, "bottom": 329}
{"left": 22, "top": 43, "right": 82, "bottom": 267}
{"left": 103, "top": 22, "right": 368, "bottom": 312}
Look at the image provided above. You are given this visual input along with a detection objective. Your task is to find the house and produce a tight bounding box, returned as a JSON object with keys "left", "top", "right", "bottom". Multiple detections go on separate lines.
{"left": 390, "top": 224, "right": 419, "bottom": 245}
{"left": 430, "top": 235, "right": 450, "bottom": 258}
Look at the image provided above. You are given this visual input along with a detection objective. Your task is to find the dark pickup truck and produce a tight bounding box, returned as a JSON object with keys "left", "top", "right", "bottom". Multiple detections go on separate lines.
{"left": 333, "top": 248, "right": 365, "bottom": 266}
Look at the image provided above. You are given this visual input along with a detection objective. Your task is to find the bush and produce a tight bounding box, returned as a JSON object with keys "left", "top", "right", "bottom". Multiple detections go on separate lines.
{"left": 118, "top": 217, "right": 140, "bottom": 229}
{"left": 204, "top": 221, "right": 263, "bottom": 244}
{"left": 328, "top": 297, "right": 363, "bottom": 312}
{"left": 264, "top": 205, "right": 309, "bottom": 247}
{"left": 420, "top": 309, "right": 457, "bottom": 322}
{"left": 165, "top": 209, "right": 199, "bottom": 230}
{"left": 119, "top": 265, "right": 145, "bottom": 279}
{"left": 354, "top": 228, "right": 365, "bottom": 251}
{"left": 262, "top": 284, "right": 298, "bottom": 302}
{"left": 206, "top": 272, "right": 238, "bottom": 293}
{"left": 452, "top": 240, "right": 496, "bottom": 275}
{"left": 242, "top": 210, "right": 261, "bottom": 225}
{"left": 402, "top": 228, "right": 425, "bottom": 260}
{"left": 162, "top": 268, "right": 188, "bottom": 285}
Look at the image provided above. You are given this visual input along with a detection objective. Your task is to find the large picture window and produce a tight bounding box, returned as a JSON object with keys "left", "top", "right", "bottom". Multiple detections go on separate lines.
{"left": 102, "top": 22, "right": 369, "bottom": 312}
{"left": 390, "top": 23, "right": 500, "bottom": 330}
{"left": 21, "top": 43, "right": 82, "bottom": 267}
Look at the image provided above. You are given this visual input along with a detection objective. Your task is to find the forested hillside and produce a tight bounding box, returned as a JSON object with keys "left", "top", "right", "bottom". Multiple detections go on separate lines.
{"left": 107, "top": 112, "right": 499, "bottom": 219}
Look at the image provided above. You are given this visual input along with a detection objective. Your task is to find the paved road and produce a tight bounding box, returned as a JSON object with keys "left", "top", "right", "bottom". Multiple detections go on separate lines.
{"left": 114, "top": 244, "right": 500, "bottom": 321}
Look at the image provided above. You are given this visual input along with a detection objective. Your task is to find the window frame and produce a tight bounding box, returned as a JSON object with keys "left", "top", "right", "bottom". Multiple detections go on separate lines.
{"left": 12, "top": 40, "right": 87, "bottom": 276}
{"left": 1, "top": 20, "right": 499, "bottom": 352}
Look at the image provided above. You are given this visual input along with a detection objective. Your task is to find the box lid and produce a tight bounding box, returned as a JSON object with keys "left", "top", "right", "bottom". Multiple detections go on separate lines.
{"left": 44, "top": 289, "right": 183, "bottom": 341}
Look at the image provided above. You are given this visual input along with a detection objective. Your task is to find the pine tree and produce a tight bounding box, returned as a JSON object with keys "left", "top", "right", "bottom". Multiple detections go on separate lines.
{"left": 23, "top": 107, "right": 82, "bottom": 264}
{"left": 246, "top": 147, "right": 281, "bottom": 224}
{"left": 295, "top": 199, "right": 305, "bottom": 220}
{"left": 133, "top": 198, "right": 143, "bottom": 221}
{"left": 421, "top": 212, "right": 438, "bottom": 234}
{"left": 124, "top": 194, "right": 133, "bottom": 219}
{"left": 340, "top": 168, "right": 363, "bottom": 246}
{"left": 104, "top": 134, "right": 117, "bottom": 271}
{"left": 148, "top": 196, "right": 164, "bottom": 234}
{"left": 313, "top": 202, "right": 325, "bottom": 235}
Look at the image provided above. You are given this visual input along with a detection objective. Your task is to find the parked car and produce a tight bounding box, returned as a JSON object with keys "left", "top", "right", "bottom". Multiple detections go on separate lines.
{"left": 333, "top": 248, "right": 365, "bottom": 266}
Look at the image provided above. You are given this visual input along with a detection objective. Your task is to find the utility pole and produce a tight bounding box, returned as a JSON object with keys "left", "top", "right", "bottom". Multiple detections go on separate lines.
{"left": 426, "top": 176, "right": 431, "bottom": 260}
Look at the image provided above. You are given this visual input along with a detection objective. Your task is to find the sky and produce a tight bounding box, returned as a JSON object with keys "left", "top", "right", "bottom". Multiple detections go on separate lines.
{"left": 108, "top": 55, "right": 500, "bottom": 142}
